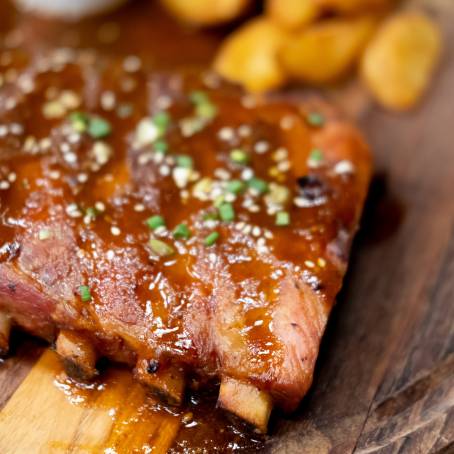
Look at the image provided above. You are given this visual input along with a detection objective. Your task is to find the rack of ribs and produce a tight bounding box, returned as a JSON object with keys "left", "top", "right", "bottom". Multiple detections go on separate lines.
{"left": 0, "top": 47, "right": 371, "bottom": 432}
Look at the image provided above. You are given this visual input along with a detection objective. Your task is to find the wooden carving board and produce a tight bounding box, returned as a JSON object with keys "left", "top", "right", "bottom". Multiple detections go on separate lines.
{"left": 0, "top": 0, "right": 453, "bottom": 453}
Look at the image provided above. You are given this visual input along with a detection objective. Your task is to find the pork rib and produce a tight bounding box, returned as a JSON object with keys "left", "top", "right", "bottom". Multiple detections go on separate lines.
{"left": 0, "top": 48, "right": 371, "bottom": 431}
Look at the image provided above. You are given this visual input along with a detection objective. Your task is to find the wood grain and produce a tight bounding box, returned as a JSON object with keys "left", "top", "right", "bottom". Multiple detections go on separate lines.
{"left": 0, "top": 0, "right": 453, "bottom": 453}
{"left": 268, "top": 1, "right": 454, "bottom": 453}
{"left": 0, "top": 350, "right": 179, "bottom": 454}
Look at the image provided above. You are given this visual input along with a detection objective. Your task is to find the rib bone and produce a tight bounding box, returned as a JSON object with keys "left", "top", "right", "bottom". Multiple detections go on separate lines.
{"left": 0, "top": 313, "right": 11, "bottom": 356}
{"left": 218, "top": 376, "right": 273, "bottom": 433}
{"left": 134, "top": 358, "right": 185, "bottom": 406}
{"left": 55, "top": 330, "right": 98, "bottom": 380}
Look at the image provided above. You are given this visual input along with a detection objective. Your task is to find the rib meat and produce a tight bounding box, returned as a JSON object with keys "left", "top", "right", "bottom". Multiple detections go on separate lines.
{"left": 0, "top": 48, "right": 371, "bottom": 430}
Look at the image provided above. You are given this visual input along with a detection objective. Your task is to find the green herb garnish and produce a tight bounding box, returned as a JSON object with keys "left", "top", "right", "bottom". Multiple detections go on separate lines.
{"left": 176, "top": 155, "right": 194, "bottom": 169}
{"left": 230, "top": 149, "right": 249, "bottom": 165}
{"left": 276, "top": 211, "right": 290, "bottom": 226}
{"left": 309, "top": 148, "right": 324, "bottom": 163}
{"left": 204, "top": 231, "right": 219, "bottom": 246}
{"left": 226, "top": 179, "right": 245, "bottom": 195}
{"left": 306, "top": 112, "right": 325, "bottom": 127}
{"left": 173, "top": 223, "right": 191, "bottom": 240}
{"left": 247, "top": 177, "right": 268, "bottom": 194}
{"left": 69, "top": 111, "right": 89, "bottom": 133}
{"left": 146, "top": 215, "right": 166, "bottom": 231}
{"left": 79, "top": 285, "right": 92, "bottom": 302}
{"left": 87, "top": 116, "right": 112, "bottom": 139}
{"left": 149, "top": 239, "right": 175, "bottom": 257}
{"left": 218, "top": 203, "right": 235, "bottom": 222}
{"left": 154, "top": 140, "right": 168, "bottom": 154}
{"left": 152, "top": 111, "right": 171, "bottom": 135}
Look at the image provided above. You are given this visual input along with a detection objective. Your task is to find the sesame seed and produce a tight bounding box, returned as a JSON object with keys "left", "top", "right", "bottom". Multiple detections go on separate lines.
{"left": 254, "top": 141, "right": 270, "bottom": 154}
{"left": 134, "top": 203, "right": 145, "bottom": 212}
{"left": 7, "top": 172, "right": 16, "bottom": 182}
{"left": 92, "top": 141, "right": 112, "bottom": 165}
{"left": 238, "top": 125, "right": 252, "bottom": 138}
{"left": 252, "top": 226, "right": 261, "bottom": 237}
{"left": 111, "top": 226, "right": 121, "bottom": 236}
{"left": 106, "top": 250, "right": 115, "bottom": 260}
{"left": 64, "top": 152, "right": 77, "bottom": 164}
{"left": 123, "top": 55, "right": 141, "bottom": 73}
{"left": 66, "top": 203, "right": 82, "bottom": 218}
{"left": 214, "top": 168, "right": 231, "bottom": 180}
{"left": 101, "top": 91, "right": 116, "bottom": 111}
{"left": 49, "top": 170, "right": 60, "bottom": 179}
{"left": 95, "top": 201, "right": 106, "bottom": 212}
{"left": 241, "top": 168, "right": 254, "bottom": 181}
{"left": 218, "top": 127, "right": 235, "bottom": 142}
{"left": 159, "top": 164, "right": 171, "bottom": 176}
{"left": 317, "top": 258, "right": 327, "bottom": 268}
{"left": 280, "top": 115, "right": 295, "bottom": 130}
{"left": 334, "top": 160, "right": 355, "bottom": 175}
{"left": 305, "top": 260, "right": 315, "bottom": 268}
{"left": 0, "top": 181, "right": 10, "bottom": 190}
{"left": 156, "top": 95, "right": 172, "bottom": 110}
{"left": 10, "top": 123, "right": 23, "bottom": 135}
{"left": 172, "top": 167, "right": 191, "bottom": 188}
{"left": 77, "top": 173, "right": 88, "bottom": 183}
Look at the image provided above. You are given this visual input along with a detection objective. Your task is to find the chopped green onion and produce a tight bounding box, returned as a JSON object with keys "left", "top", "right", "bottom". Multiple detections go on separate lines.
{"left": 146, "top": 215, "right": 166, "bottom": 230}
{"left": 218, "top": 203, "right": 235, "bottom": 222}
{"left": 230, "top": 149, "right": 249, "bottom": 165}
{"left": 276, "top": 211, "right": 290, "bottom": 226}
{"left": 87, "top": 116, "right": 112, "bottom": 139}
{"left": 190, "top": 91, "right": 210, "bottom": 105}
{"left": 203, "top": 211, "right": 218, "bottom": 221}
{"left": 309, "top": 148, "right": 324, "bottom": 163}
{"left": 190, "top": 91, "right": 217, "bottom": 120}
{"left": 196, "top": 102, "right": 217, "bottom": 119}
{"left": 247, "top": 177, "right": 268, "bottom": 194}
{"left": 306, "top": 112, "right": 325, "bottom": 127}
{"left": 79, "top": 285, "right": 92, "bottom": 302}
{"left": 173, "top": 223, "right": 191, "bottom": 240}
{"left": 213, "top": 195, "right": 226, "bottom": 208}
{"left": 38, "top": 228, "right": 51, "bottom": 240}
{"left": 204, "top": 231, "right": 219, "bottom": 246}
{"left": 152, "top": 111, "right": 170, "bottom": 134}
{"left": 154, "top": 140, "right": 168, "bottom": 154}
{"left": 176, "top": 155, "right": 194, "bottom": 169}
{"left": 85, "top": 207, "right": 98, "bottom": 219}
{"left": 226, "top": 179, "right": 245, "bottom": 195}
{"left": 149, "top": 239, "right": 175, "bottom": 257}
{"left": 69, "top": 111, "right": 89, "bottom": 133}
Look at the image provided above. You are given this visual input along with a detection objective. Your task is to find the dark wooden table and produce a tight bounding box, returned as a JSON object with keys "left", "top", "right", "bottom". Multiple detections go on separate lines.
{"left": 0, "top": 0, "right": 453, "bottom": 453}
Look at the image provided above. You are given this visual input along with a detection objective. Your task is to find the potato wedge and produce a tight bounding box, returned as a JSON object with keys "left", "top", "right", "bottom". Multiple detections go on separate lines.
{"left": 160, "top": 0, "right": 251, "bottom": 26}
{"left": 314, "top": 0, "right": 393, "bottom": 14}
{"left": 214, "top": 18, "right": 289, "bottom": 92}
{"left": 280, "top": 16, "right": 377, "bottom": 85}
{"left": 361, "top": 12, "right": 442, "bottom": 110}
{"left": 266, "top": 0, "right": 319, "bottom": 30}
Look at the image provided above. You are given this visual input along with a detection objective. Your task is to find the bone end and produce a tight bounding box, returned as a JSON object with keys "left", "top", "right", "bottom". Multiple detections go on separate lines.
{"left": 135, "top": 359, "right": 185, "bottom": 406}
{"left": 0, "top": 313, "right": 11, "bottom": 356}
{"left": 55, "top": 330, "right": 98, "bottom": 380}
{"left": 218, "top": 376, "right": 273, "bottom": 433}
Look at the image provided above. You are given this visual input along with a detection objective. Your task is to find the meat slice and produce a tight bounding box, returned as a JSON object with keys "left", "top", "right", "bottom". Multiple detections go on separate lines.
{"left": 0, "top": 48, "right": 371, "bottom": 431}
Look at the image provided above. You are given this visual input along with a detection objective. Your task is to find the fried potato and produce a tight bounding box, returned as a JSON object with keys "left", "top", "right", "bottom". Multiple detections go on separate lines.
{"left": 266, "top": 0, "right": 319, "bottom": 30}
{"left": 314, "top": 0, "right": 393, "bottom": 14}
{"left": 280, "top": 16, "right": 377, "bottom": 85}
{"left": 214, "top": 18, "right": 289, "bottom": 92}
{"left": 160, "top": 0, "right": 251, "bottom": 26}
{"left": 361, "top": 12, "right": 442, "bottom": 110}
